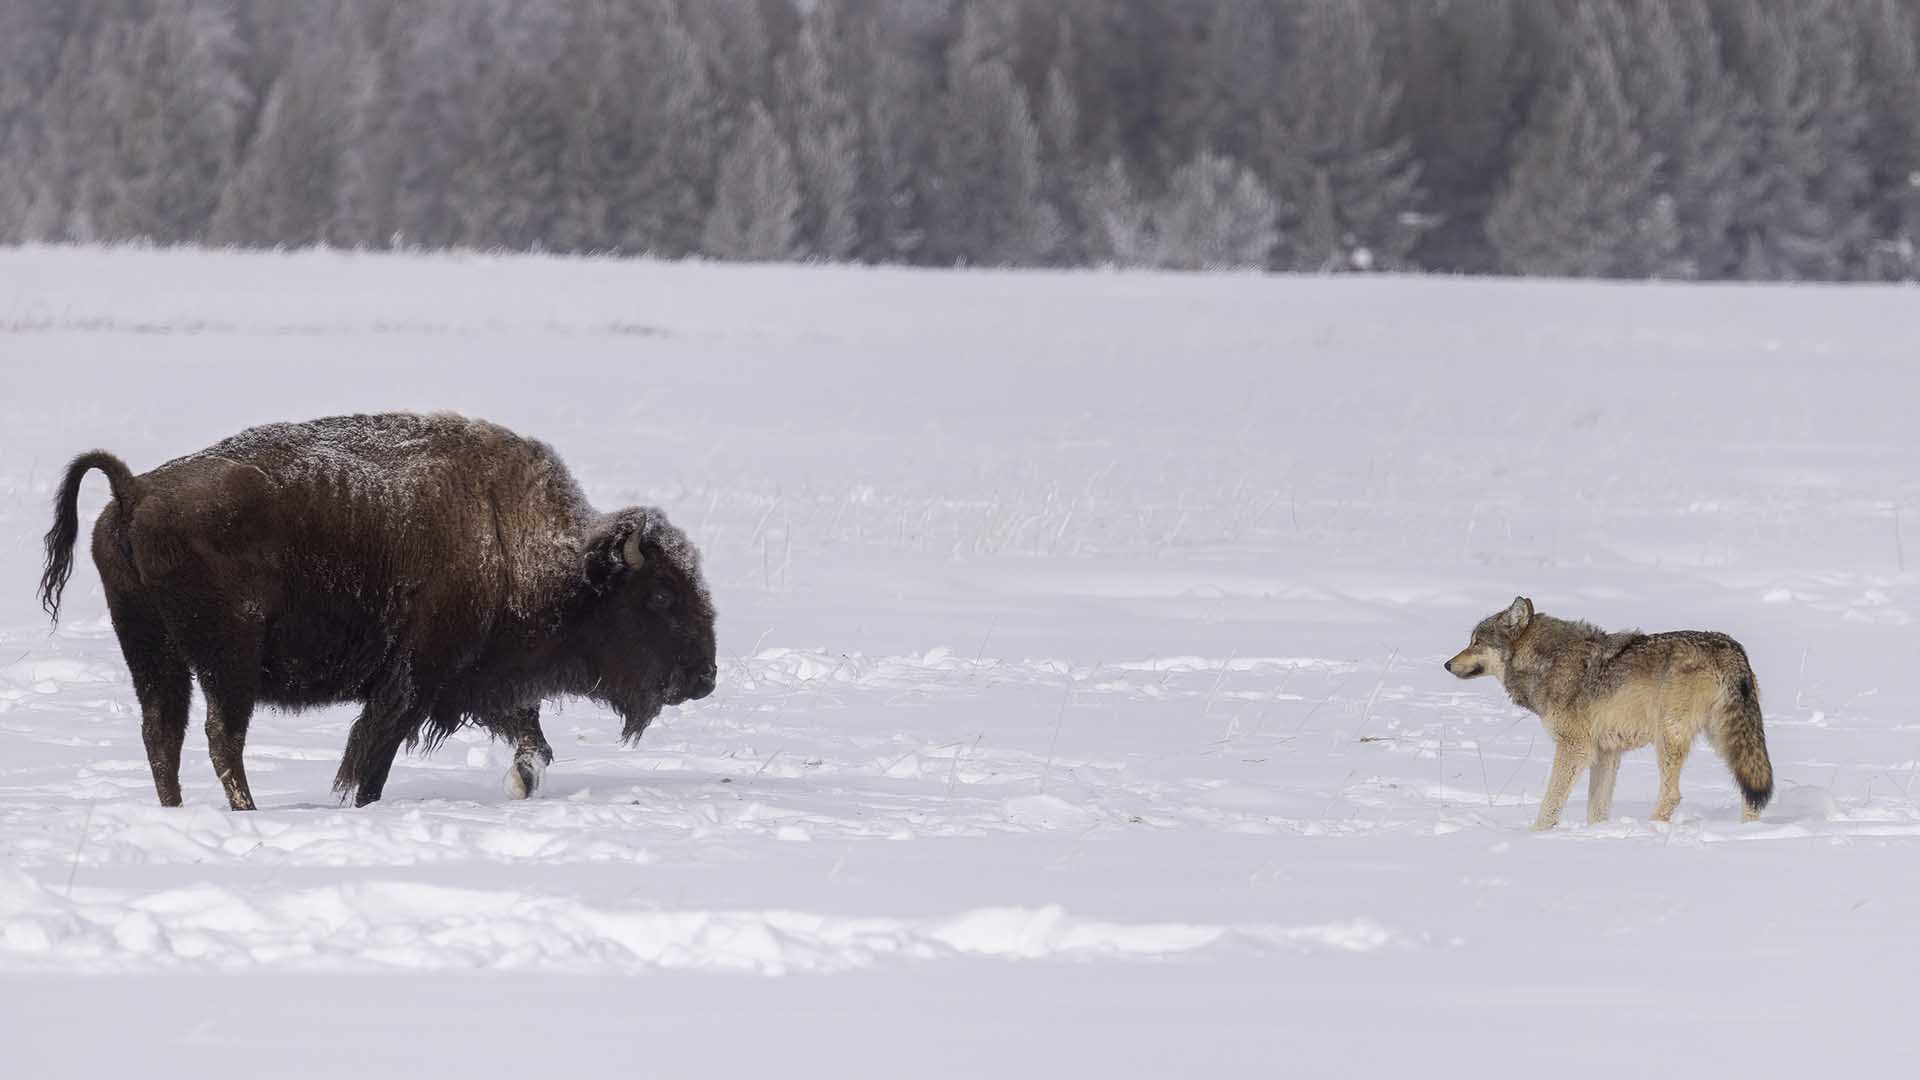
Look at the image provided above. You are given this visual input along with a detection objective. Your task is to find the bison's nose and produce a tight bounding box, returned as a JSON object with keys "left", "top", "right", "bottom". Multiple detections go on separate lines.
{"left": 685, "top": 661, "right": 717, "bottom": 701}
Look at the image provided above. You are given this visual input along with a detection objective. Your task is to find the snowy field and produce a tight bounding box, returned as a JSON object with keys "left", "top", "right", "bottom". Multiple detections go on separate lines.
{"left": 2, "top": 246, "right": 1918, "bottom": 1075}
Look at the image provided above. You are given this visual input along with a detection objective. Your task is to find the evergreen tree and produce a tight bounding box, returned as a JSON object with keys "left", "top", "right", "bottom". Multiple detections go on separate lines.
{"left": 1717, "top": 0, "right": 1873, "bottom": 280}
{"left": 1485, "top": 1, "right": 1668, "bottom": 277}
{"left": 1052, "top": 0, "right": 1189, "bottom": 177}
{"left": 330, "top": 42, "right": 398, "bottom": 248}
{"left": 701, "top": 101, "right": 801, "bottom": 261}
{"left": 65, "top": 0, "right": 250, "bottom": 244}
{"left": 1174, "top": 0, "right": 1283, "bottom": 177}
{"left": 1082, "top": 156, "right": 1153, "bottom": 266}
{"left": 1271, "top": 0, "right": 1431, "bottom": 271}
{"left": 211, "top": 3, "right": 362, "bottom": 248}
{"left": 1615, "top": 0, "right": 1754, "bottom": 278}
{"left": 1853, "top": 0, "right": 1920, "bottom": 279}
{"left": 620, "top": 0, "right": 720, "bottom": 256}
{"left": 373, "top": 0, "right": 493, "bottom": 249}
{"left": 680, "top": 0, "right": 774, "bottom": 112}
{"left": 775, "top": 9, "right": 862, "bottom": 259}
{"left": 1394, "top": 0, "right": 1525, "bottom": 272}
{"left": 925, "top": 4, "right": 1054, "bottom": 266}
{"left": 1151, "top": 150, "right": 1277, "bottom": 270}
{"left": 557, "top": 0, "right": 718, "bottom": 256}
{"left": 848, "top": 5, "right": 938, "bottom": 263}
{"left": 1037, "top": 58, "right": 1090, "bottom": 265}
{"left": 450, "top": 0, "right": 573, "bottom": 250}
{"left": 0, "top": 0, "right": 102, "bottom": 241}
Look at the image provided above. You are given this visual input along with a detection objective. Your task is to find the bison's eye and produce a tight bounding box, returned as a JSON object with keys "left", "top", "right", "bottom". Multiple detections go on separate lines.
{"left": 648, "top": 589, "right": 673, "bottom": 614}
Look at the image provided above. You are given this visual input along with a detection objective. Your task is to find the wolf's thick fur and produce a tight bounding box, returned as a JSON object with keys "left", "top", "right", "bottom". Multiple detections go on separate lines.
{"left": 1446, "top": 597, "right": 1773, "bottom": 830}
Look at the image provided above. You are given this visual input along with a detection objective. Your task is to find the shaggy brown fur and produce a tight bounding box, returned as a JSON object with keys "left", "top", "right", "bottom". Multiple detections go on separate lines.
{"left": 40, "top": 413, "right": 717, "bottom": 809}
{"left": 1446, "top": 597, "right": 1773, "bottom": 830}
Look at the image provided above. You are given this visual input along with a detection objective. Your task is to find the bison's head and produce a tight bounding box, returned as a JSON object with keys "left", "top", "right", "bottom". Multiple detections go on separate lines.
{"left": 578, "top": 507, "right": 718, "bottom": 740}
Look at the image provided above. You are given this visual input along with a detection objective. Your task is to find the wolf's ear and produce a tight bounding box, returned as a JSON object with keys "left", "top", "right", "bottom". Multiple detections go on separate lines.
{"left": 1503, "top": 596, "right": 1534, "bottom": 629}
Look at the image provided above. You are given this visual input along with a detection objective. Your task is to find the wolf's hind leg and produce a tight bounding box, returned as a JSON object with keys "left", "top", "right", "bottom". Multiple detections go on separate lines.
{"left": 1652, "top": 737, "right": 1692, "bottom": 822}
{"left": 1534, "top": 741, "right": 1591, "bottom": 831}
{"left": 1587, "top": 750, "right": 1621, "bottom": 824}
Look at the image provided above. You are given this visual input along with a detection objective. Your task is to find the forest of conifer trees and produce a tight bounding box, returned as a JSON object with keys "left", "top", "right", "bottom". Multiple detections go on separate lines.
{"left": 2, "top": 0, "right": 1917, "bottom": 280}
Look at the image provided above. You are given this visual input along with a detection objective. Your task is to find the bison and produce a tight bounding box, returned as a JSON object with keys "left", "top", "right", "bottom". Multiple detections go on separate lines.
{"left": 38, "top": 412, "right": 717, "bottom": 809}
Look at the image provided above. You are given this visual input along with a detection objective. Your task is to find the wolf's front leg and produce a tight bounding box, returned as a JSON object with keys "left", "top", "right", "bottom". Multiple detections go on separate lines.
{"left": 484, "top": 705, "right": 553, "bottom": 800}
{"left": 1587, "top": 750, "right": 1622, "bottom": 824}
{"left": 1534, "top": 741, "right": 1591, "bottom": 831}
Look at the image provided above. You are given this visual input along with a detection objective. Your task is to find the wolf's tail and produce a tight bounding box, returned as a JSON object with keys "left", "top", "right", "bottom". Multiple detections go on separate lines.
{"left": 1719, "top": 664, "right": 1773, "bottom": 817}
{"left": 40, "top": 450, "right": 139, "bottom": 623}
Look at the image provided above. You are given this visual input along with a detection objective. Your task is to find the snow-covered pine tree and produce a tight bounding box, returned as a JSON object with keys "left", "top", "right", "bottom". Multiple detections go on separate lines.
{"left": 775, "top": 8, "right": 862, "bottom": 260}
{"left": 64, "top": 0, "right": 249, "bottom": 244}
{"left": 701, "top": 101, "right": 802, "bottom": 261}
{"left": 1051, "top": 0, "right": 1187, "bottom": 182}
{"left": 1151, "top": 150, "right": 1277, "bottom": 271}
{"left": 1485, "top": 0, "right": 1668, "bottom": 277}
{"left": 1716, "top": 0, "right": 1872, "bottom": 280}
{"left": 211, "top": 3, "right": 362, "bottom": 248}
{"left": 552, "top": 0, "right": 717, "bottom": 256}
{"left": 1852, "top": 0, "right": 1920, "bottom": 279}
{"left": 448, "top": 0, "right": 574, "bottom": 251}
{"left": 1392, "top": 0, "right": 1523, "bottom": 272}
{"left": 1270, "top": 0, "right": 1430, "bottom": 271}
{"left": 1037, "top": 20, "right": 1091, "bottom": 265}
{"left": 369, "top": 0, "right": 492, "bottom": 250}
{"left": 1613, "top": 0, "right": 1755, "bottom": 279}
{"left": 1081, "top": 156, "right": 1153, "bottom": 266}
{"left": 680, "top": 0, "right": 774, "bottom": 114}
{"left": 925, "top": 3, "right": 1055, "bottom": 266}
{"left": 329, "top": 37, "right": 396, "bottom": 249}
{"left": 1172, "top": 0, "right": 1283, "bottom": 179}
{"left": 0, "top": 0, "right": 99, "bottom": 241}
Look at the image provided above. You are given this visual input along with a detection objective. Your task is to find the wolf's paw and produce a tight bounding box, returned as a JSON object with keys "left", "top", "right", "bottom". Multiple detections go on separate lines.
{"left": 504, "top": 757, "right": 546, "bottom": 800}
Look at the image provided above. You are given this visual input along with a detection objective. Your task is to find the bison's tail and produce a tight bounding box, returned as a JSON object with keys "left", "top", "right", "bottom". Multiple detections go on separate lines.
{"left": 40, "top": 450, "right": 139, "bottom": 623}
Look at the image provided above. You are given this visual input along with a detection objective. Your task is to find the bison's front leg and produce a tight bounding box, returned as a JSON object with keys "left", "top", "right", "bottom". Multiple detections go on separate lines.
{"left": 486, "top": 705, "right": 553, "bottom": 800}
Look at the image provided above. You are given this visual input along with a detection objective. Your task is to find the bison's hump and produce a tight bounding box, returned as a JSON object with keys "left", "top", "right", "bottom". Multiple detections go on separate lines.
{"left": 198, "top": 412, "right": 508, "bottom": 471}
{"left": 162, "top": 412, "right": 579, "bottom": 508}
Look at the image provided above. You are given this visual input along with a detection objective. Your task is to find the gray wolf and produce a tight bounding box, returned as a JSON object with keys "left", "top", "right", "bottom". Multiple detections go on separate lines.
{"left": 39, "top": 413, "right": 717, "bottom": 809}
{"left": 1445, "top": 597, "right": 1772, "bottom": 830}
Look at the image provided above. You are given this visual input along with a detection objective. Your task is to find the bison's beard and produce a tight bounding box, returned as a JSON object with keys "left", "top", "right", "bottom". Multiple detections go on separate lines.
{"left": 600, "top": 690, "right": 664, "bottom": 745}
{"left": 581, "top": 665, "right": 674, "bottom": 745}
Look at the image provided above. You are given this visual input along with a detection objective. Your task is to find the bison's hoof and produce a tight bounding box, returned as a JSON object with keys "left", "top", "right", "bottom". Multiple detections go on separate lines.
{"left": 505, "top": 758, "right": 546, "bottom": 800}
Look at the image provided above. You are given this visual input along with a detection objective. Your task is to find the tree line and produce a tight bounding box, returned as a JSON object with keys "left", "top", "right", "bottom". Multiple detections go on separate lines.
{"left": 2, "top": 0, "right": 1917, "bottom": 280}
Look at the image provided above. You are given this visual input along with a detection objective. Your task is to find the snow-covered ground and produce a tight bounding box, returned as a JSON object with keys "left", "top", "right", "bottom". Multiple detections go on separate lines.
{"left": 3, "top": 247, "right": 1918, "bottom": 1075}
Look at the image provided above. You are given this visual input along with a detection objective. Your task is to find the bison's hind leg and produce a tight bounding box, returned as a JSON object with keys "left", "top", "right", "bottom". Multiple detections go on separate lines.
{"left": 172, "top": 613, "right": 267, "bottom": 812}
{"left": 104, "top": 588, "right": 192, "bottom": 807}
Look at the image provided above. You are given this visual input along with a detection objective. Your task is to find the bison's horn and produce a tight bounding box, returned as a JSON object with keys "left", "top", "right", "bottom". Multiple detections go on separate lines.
{"left": 622, "top": 529, "right": 646, "bottom": 569}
